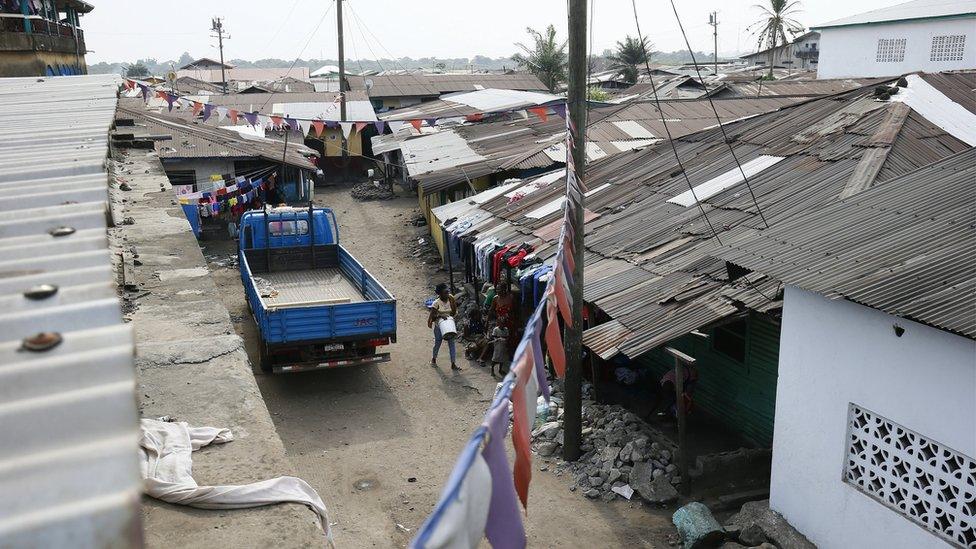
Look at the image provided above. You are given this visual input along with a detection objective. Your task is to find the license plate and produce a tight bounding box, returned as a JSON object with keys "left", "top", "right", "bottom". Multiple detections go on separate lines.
{"left": 322, "top": 343, "right": 345, "bottom": 352}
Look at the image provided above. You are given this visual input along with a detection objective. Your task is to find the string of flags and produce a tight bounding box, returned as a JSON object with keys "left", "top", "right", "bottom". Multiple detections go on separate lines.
{"left": 176, "top": 173, "right": 276, "bottom": 215}
{"left": 123, "top": 78, "right": 568, "bottom": 138}
{"left": 409, "top": 102, "right": 583, "bottom": 549}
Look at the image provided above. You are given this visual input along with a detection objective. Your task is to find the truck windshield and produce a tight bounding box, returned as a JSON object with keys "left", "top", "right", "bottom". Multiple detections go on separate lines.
{"left": 268, "top": 220, "right": 309, "bottom": 236}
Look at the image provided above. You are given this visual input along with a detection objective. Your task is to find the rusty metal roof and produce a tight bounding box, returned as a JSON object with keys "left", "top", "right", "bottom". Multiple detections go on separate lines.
{"left": 716, "top": 77, "right": 888, "bottom": 98}
{"left": 347, "top": 73, "right": 548, "bottom": 98}
{"left": 0, "top": 74, "right": 141, "bottom": 546}
{"left": 430, "top": 70, "right": 975, "bottom": 359}
{"left": 115, "top": 104, "right": 317, "bottom": 170}
{"left": 717, "top": 148, "right": 975, "bottom": 339}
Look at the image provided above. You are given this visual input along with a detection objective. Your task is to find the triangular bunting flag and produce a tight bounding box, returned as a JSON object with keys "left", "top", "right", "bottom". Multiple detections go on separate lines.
{"left": 425, "top": 118, "right": 438, "bottom": 128}
{"left": 164, "top": 93, "right": 178, "bottom": 112}
{"left": 387, "top": 120, "right": 405, "bottom": 134}
{"left": 373, "top": 120, "right": 386, "bottom": 133}
{"left": 311, "top": 120, "right": 325, "bottom": 138}
{"left": 545, "top": 294, "right": 566, "bottom": 378}
{"left": 528, "top": 107, "right": 548, "bottom": 122}
{"left": 243, "top": 112, "right": 258, "bottom": 127}
{"left": 552, "top": 103, "right": 567, "bottom": 119}
{"left": 409, "top": 119, "right": 423, "bottom": 132}
{"left": 228, "top": 109, "right": 240, "bottom": 124}
{"left": 340, "top": 122, "right": 353, "bottom": 139}
{"left": 215, "top": 107, "right": 228, "bottom": 122}
{"left": 270, "top": 115, "right": 283, "bottom": 128}
{"left": 354, "top": 121, "right": 368, "bottom": 134}
{"left": 155, "top": 90, "right": 167, "bottom": 100}
{"left": 202, "top": 103, "right": 214, "bottom": 122}
{"left": 190, "top": 101, "right": 203, "bottom": 117}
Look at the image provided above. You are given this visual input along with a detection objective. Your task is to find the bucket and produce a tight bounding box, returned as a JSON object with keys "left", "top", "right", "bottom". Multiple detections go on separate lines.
{"left": 437, "top": 317, "right": 458, "bottom": 340}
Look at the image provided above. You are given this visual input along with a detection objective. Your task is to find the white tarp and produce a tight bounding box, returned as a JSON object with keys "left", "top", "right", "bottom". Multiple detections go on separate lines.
{"left": 443, "top": 89, "right": 562, "bottom": 111}
{"left": 139, "top": 419, "right": 333, "bottom": 544}
{"left": 891, "top": 73, "right": 976, "bottom": 147}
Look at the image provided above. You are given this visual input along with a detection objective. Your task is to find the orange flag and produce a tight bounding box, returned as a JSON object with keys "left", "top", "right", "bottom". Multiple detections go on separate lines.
{"left": 545, "top": 294, "right": 566, "bottom": 378}
{"left": 228, "top": 109, "right": 240, "bottom": 124}
{"left": 554, "top": 264, "right": 574, "bottom": 329}
{"left": 354, "top": 121, "right": 368, "bottom": 134}
{"left": 155, "top": 90, "right": 167, "bottom": 100}
{"left": 465, "top": 113, "right": 483, "bottom": 122}
{"left": 409, "top": 119, "right": 423, "bottom": 132}
{"left": 190, "top": 101, "right": 203, "bottom": 116}
{"left": 311, "top": 120, "right": 325, "bottom": 138}
{"left": 270, "top": 115, "right": 284, "bottom": 128}
{"left": 528, "top": 107, "right": 549, "bottom": 122}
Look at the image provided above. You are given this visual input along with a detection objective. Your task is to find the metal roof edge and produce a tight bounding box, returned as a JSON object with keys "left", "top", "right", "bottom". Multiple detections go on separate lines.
{"left": 812, "top": 11, "right": 976, "bottom": 30}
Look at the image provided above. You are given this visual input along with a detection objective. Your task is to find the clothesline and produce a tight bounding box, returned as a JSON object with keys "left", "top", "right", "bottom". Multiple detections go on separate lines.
{"left": 123, "top": 78, "right": 568, "bottom": 137}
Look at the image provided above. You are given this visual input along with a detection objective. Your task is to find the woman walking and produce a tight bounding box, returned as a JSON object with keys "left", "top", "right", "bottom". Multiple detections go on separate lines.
{"left": 428, "top": 283, "right": 461, "bottom": 371}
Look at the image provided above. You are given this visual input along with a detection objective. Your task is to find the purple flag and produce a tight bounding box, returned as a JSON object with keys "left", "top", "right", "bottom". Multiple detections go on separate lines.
{"left": 425, "top": 118, "right": 438, "bottom": 128}
{"left": 483, "top": 403, "right": 527, "bottom": 549}
{"left": 325, "top": 120, "right": 339, "bottom": 129}
{"left": 137, "top": 83, "right": 149, "bottom": 101}
{"left": 165, "top": 93, "right": 177, "bottom": 112}
{"left": 373, "top": 120, "right": 386, "bottom": 133}
{"left": 243, "top": 112, "right": 258, "bottom": 127}
{"left": 552, "top": 103, "right": 567, "bottom": 119}
{"left": 285, "top": 117, "right": 299, "bottom": 134}
{"left": 202, "top": 103, "right": 214, "bottom": 122}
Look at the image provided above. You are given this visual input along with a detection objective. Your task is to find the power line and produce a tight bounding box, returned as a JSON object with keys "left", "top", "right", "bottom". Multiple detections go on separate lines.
{"left": 258, "top": 0, "right": 336, "bottom": 114}
{"left": 629, "top": 0, "right": 722, "bottom": 245}
{"left": 668, "top": 0, "right": 769, "bottom": 229}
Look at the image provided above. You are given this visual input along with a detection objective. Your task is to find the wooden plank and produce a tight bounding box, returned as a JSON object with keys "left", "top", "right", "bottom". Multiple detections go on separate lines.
{"left": 840, "top": 103, "right": 911, "bottom": 199}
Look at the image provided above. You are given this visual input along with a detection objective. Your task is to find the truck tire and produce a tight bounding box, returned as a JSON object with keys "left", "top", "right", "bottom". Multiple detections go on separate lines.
{"left": 258, "top": 344, "right": 273, "bottom": 374}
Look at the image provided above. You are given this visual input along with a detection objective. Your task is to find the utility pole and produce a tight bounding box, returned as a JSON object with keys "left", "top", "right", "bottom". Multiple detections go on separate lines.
{"left": 337, "top": 0, "right": 348, "bottom": 176}
{"left": 708, "top": 11, "right": 718, "bottom": 75}
{"left": 211, "top": 17, "right": 229, "bottom": 94}
{"left": 563, "top": 0, "right": 587, "bottom": 463}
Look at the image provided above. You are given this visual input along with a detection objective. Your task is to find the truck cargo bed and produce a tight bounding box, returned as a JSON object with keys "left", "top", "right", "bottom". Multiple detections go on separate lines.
{"left": 256, "top": 268, "right": 364, "bottom": 309}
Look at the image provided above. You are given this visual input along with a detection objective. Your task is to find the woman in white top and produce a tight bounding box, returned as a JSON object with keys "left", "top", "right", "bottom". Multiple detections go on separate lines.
{"left": 427, "top": 283, "right": 460, "bottom": 370}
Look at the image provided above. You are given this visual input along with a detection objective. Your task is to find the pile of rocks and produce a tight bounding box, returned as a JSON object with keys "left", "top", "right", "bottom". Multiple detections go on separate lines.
{"left": 350, "top": 180, "right": 395, "bottom": 201}
{"left": 533, "top": 383, "right": 680, "bottom": 504}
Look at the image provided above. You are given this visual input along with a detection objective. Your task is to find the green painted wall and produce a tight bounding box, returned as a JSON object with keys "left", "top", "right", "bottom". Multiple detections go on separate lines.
{"left": 636, "top": 312, "right": 781, "bottom": 446}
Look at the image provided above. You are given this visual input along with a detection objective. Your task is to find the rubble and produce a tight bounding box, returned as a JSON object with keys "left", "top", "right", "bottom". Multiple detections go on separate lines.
{"left": 531, "top": 380, "right": 681, "bottom": 505}
{"left": 672, "top": 502, "right": 724, "bottom": 549}
{"left": 726, "top": 500, "right": 816, "bottom": 549}
{"left": 350, "top": 180, "right": 395, "bottom": 201}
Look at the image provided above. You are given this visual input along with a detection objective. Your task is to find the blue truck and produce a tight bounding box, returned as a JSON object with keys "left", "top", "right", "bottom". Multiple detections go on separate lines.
{"left": 238, "top": 206, "right": 396, "bottom": 373}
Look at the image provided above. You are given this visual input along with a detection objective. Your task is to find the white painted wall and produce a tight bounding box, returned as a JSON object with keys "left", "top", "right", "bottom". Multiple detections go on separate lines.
{"left": 817, "top": 18, "right": 976, "bottom": 78}
{"left": 770, "top": 286, "right": 976, "bottom": 549}
{"left": 162, "top": 159, "right": 237, "bottom": 192}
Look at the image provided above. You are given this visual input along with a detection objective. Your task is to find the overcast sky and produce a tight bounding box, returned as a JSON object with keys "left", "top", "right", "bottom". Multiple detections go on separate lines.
{"left": 84, "top": 0, "right": 901, "bottom": 64}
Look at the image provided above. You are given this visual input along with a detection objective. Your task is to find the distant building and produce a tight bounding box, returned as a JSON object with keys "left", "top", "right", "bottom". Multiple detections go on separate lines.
{"left": 813, "top": 0, "right": 976, "bottom": 78}
{"left": 0, "top": 0, "right": 92, "bottom": 77}
{"left": 740, "top": 31, "right": 820, "bottom": 72}
{"left": 178, "top": 57, "right": 235, "bottom": 71}
{"left": 347, "top": 72, "right": 549, "bottom": 111}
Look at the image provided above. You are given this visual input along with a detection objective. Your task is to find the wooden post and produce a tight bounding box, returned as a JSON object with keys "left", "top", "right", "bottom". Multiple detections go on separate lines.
{"left": 337, "top": 0, "right": 348, "bottom": 176}
{"left": 666, "top": 346, "right": 695, "bottom": 495}
{"left": 562, "top": 0, "right": 588, "bottom": 462}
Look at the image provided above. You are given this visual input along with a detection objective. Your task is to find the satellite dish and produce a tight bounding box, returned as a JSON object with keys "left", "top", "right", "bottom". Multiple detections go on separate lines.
{"left": 365, "top": 78, "right": 374, "bottom": 91}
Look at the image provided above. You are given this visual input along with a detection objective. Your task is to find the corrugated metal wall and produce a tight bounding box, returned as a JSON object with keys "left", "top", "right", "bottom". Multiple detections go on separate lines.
{"left": 636, "top": 313, "right": 781, "bottom": 446}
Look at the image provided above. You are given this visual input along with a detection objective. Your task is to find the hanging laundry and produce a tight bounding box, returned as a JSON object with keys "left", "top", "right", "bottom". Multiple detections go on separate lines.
{"left": 482, "top": 403, "right": 526, "bottom": 549}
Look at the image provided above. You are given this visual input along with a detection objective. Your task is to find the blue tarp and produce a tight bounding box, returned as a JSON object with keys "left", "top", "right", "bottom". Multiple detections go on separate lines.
{"left": 181, "top": 204, "right": 201, "bottom": 238}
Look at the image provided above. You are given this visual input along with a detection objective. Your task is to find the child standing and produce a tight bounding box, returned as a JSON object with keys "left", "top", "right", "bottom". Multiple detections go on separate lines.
{"left": 489, "top": 324, "right": 509, "bottom": 377}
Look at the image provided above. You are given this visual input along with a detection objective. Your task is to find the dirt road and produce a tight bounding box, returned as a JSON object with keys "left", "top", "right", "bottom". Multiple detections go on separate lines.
{"left": 204, "top": 185, "right": 674, "bottom": 548}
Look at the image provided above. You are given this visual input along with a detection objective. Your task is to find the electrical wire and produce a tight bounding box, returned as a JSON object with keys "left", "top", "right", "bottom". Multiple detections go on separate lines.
{"left": 629, "top": 0, "right": 722, "bottom": 245}
{"left": 667, "top": 0, "right": 769, "bottom": 229}
{"left": 258, "top": 0, "right": 336, "bottom": 114}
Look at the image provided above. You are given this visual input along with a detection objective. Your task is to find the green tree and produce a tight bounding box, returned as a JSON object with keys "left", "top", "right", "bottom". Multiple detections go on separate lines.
{"left": 587, "top": 87, "right": 611, "bottom": 101}
{"left": 748, "top": 0, "right": 804, "bottom": 78}
{"left": 608, "top": 35, "right": 651, "bottom": 84}
{"left": 125, "top": 62, "right": 150, "bottom": 78}
{"left": 511, "top": 25, "right": 567, "bottom": 92}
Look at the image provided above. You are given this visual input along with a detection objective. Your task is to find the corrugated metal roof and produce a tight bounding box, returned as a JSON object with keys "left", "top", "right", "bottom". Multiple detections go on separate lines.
{"left": 382, "top": 89, "right": 562, "bottom": 121}
{"left": 813, "top": 0, "right": 976, "bottom": 28}
{"left": 717, "top": 77, "right": 887, "bottom": 98}
{"left": 115, "top": 103, "right": 317, "bottom": 169}
{"left": 0, "top": 74, "right": 141, "bottom": 546}
{"left": 716, "top": 148, "right": 975, "bottom": 339}
{"left": 347, "top": 73, "right": 548, "bottom": 99}
{"left": 428, "top": 70, "right": 975, "bottom": 359}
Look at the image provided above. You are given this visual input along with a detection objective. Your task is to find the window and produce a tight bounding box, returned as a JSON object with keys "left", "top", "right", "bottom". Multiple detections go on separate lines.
{"left": 268, "top": 220, "right": 309, "bottom": 236}
{"left": 712, "top": 319, "right": 747, "bottom": 363}
{"left": 845, "top": 404, "right": 976, "bottom": 547}
{"left": 930, "top": 35, "right": 966, "bottom": 62}
{"left": 876, "top": 38, "right": 907, "bottom": 62}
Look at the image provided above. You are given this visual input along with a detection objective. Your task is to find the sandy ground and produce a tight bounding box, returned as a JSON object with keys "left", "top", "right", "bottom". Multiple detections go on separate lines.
{"left": 203, "top": 185, "right": 676, "bottom": 548}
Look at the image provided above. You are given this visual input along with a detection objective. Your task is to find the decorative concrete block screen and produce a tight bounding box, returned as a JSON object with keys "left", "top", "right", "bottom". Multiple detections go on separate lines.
{"left": 930, "top": 35, "right": 967, "bottom": 62}
{"left": 844, "top": 404, "right": 976, "bottom": 548}
{"left": 876, "top": 38, "right": 907, "bottom": 63}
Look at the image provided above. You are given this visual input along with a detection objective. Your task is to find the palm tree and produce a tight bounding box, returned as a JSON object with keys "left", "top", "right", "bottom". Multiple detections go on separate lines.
{"left": 608, "top": 36, "right": 651, "bottom": 84}
{"left": 511, "top": 25, "right": 567, "bottom": 92}
{"left": 748, "top": 0, "right": 805, "bottom": 79}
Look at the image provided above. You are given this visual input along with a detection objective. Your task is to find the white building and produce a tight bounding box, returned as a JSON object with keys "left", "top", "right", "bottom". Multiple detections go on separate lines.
{"left": 814, "top": 0, "right": 976, "bottom": 78}
{"left": 740, "top": 31, "right": 821, "bottom": 72}
{"left": 717, "top": 147, "right": 976, "bottom": 548}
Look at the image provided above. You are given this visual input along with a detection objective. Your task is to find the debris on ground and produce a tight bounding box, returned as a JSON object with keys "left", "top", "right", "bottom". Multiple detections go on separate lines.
{"left": 350, "top": 180, "right": 395, "bottom": 201}
{"left": 408, "top": 213, "right": 427, "bottom": 227}
{"left": 725, "top": 499, "right": 816, "bottom": 549}
{"left": 672, "top": 502, "right": 724, "bottom": 549}
{"left": 531, "top": 380, "right": 682, "bottom": 504}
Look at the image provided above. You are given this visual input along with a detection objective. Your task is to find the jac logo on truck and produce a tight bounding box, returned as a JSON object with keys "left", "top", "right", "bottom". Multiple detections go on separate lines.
{"left": 355, "top": 318, "right": 376, "bottom": 327}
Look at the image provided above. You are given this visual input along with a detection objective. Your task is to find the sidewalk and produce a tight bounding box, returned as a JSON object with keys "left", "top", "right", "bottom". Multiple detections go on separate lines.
{"left": 109, "top": 146, "right": 325, "bottom": 548}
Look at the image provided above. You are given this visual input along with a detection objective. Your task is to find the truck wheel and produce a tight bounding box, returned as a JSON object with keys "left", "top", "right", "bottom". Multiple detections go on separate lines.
{"left": 258, "top": 344, "right": 273, "bottom": 374}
